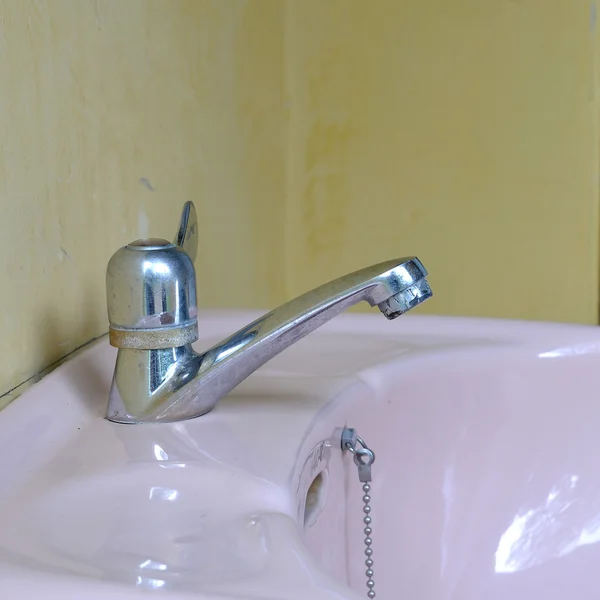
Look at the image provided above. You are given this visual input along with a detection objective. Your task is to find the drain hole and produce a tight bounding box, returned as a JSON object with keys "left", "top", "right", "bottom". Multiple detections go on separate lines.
{"left": 304, "top": 471, "right": 328, "bottom": 527}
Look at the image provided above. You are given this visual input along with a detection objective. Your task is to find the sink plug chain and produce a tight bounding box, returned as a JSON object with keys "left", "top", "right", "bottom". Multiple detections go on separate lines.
{"left": 341, "top": 428, "right": 376, "bottom": 599}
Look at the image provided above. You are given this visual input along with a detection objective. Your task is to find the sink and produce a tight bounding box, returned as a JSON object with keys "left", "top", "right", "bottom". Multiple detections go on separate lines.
{"left": 1, "top": 310, "right": 600, "bottom": 599}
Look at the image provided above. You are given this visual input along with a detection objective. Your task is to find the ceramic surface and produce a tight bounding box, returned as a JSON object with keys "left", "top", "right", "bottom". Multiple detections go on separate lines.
{"left": 1, "top": 310, "right": 599, "bottom": 599}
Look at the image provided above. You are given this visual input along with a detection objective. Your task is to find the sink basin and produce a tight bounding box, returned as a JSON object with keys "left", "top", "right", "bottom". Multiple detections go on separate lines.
{"left": 1, "top": 310, "right": 599, "bottom": 599}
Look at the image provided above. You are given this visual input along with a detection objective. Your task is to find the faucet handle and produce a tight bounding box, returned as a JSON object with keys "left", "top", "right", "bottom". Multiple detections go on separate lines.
{"left": 174, "top": 201, "right": 198, "bottom": 263}
{"left": 106, "top": 200, "right": 199, "bottom": 350}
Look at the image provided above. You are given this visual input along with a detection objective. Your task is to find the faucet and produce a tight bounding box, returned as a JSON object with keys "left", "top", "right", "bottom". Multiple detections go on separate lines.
{"left": 105, "top": 202, "right": 433, "bottom": 423}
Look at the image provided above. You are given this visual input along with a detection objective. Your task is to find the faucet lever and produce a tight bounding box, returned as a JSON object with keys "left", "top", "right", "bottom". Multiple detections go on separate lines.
{"left": 174, "top": 201, "right": 198, "bottom": 263}
{"left": 106, "top": 201, "right": 199, "bottom": 351}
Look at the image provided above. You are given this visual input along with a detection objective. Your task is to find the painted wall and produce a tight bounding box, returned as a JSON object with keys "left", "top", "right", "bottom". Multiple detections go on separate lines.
{"left": 0, "top": 0, "right": 598, "bottom": 409}
{"left": 284, "top": 0, "right": 599, "bottom": 324}
{"left": 0, "top": 0, "right": 284, "bottom": 408}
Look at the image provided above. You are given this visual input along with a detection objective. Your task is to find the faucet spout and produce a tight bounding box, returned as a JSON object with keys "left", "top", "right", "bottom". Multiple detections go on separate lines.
{"left": 106, "top": 255, "right": 431, "bottom": 424}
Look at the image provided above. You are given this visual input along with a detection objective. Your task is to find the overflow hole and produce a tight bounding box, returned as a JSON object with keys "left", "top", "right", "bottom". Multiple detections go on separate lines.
{"left": 304, "top": 471, "right": 328, "bottom": 527}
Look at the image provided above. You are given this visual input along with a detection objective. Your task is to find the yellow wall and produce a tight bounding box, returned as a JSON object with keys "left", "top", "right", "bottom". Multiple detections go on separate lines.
{"left": 284, "top": 0, "right": 599, "bottom": 324}
{"left": 0, "top": 0, "right": 284, "bottom": 408}
{"left": 1, "top": 0, "right": 598, "bottom": 410}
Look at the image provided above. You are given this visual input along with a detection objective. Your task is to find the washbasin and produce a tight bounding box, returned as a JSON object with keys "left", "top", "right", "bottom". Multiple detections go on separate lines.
{"left": 1, "top": 310, "right": 600, "bottom": 599}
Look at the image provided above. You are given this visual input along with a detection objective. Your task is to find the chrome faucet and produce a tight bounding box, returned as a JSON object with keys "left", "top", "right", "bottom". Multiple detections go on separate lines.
{"left": 105, "top": 202, "right": 433, "bottom": 423}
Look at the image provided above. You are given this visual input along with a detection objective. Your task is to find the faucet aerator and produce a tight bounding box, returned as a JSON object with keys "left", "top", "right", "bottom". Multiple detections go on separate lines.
{"left": 377, "top": 278, "right": 433, "bottom": 320}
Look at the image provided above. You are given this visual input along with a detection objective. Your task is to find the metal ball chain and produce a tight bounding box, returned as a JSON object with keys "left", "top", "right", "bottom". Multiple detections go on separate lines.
{"left": 340, "top": 428, "right": 376, "bottom": 600}
{"left": 363, "top": 482, "right": 375, "bottom": 598}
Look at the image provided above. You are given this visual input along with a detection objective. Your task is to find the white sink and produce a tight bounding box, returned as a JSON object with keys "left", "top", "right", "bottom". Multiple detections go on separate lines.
{"left": 1, "top": 310, "right": 599, "bottom": 599}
